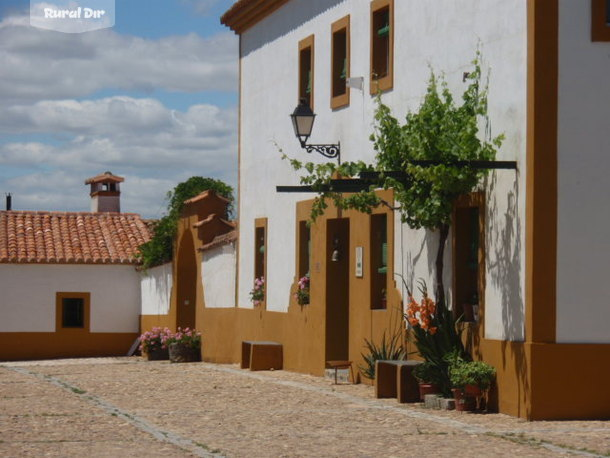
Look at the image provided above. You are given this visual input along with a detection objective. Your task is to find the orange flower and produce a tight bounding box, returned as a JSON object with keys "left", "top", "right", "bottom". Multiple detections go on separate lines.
{"left": 429, "top": 327, "right": 438, "bottom": 335}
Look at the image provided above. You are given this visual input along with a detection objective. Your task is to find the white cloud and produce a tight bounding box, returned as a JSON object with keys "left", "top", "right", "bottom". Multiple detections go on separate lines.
{"left": 0, "top": 13, "right": 238, "bottom": 104}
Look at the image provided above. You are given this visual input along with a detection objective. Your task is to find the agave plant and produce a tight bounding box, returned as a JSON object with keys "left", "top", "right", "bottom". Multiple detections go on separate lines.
{"left": 359, "top": 330, "right": 406, "bottom": 380}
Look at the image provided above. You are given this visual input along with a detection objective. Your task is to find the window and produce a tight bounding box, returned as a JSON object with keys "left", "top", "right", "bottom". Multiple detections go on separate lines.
{"left": 370, "top": 213, "right": 388, "bottom": 310}
{"left": 592, "top": 0, "right": 610, "bottom": 41}
{"left": 331, "top": 16, "right": 350, "bottom": 109}
{"left": 370, "top": 0, "right": 394, "bottom": 94}
{"left": 452, "top": 193, "right": 485, "bottom": 323}
{"left": 254, "top": 218, "right": 267, "bottom": 305}
{"left": 298, "top": 221, "right": 311, "bottom": 278}
{"left": 56, "top": 292, "right": 90, "bottom": 331}
{"left": 298, "top": 35, "right": 315, "bottom": 109}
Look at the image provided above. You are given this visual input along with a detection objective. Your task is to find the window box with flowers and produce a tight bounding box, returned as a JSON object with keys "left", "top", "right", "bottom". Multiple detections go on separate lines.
{"left": 294, "top": 274, "right": 310, "bottom": 306}
{"left": 250, "top": 276, "right": 265, "bottom": 306}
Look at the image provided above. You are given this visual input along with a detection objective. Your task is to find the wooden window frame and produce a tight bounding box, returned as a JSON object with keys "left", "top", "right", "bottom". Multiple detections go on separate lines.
{"left": 451, "top": 192, "right": 485, "bottom": 326}
{"left": 254, "top": 218, "right": 268, "bottom": 307}
{"left": 56, "top": 292, "right": 90, "bottom": 332}
{"left": 370, "top": 0, "right": 394, "bottom": 95}
{"left": 370, "top": 213, "right": 388, "bottom": 310}
{"left": 592, "top": 0, "right": 610, "bottom": 41}
{"left": 298, "top": 35, "right": 315, "bottom": 110}
{"left": 331, "top": 15, "right": 350, "bottom": 109}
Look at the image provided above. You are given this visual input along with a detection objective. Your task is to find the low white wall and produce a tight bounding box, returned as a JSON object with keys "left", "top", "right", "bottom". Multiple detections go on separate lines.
{"left": 202, "top": 243, "right": 236, "bottom": 309}
{"left": 0, "top": 264, "right": 141, "bottom": 333}
{"left": 140, "top": 263, "right": 173, "bottom": 316}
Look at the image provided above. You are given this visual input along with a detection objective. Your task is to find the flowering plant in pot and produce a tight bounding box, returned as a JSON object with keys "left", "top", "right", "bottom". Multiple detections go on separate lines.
{"left": 412, "top": 361, "right": 443, "bottom": 401}
{"left": 139, "top": 327, "right": 172, "bottom": 361}
{"left": 449, "top": 360, "right": 496, "bottom": 411}
{"left": 250, "top": 277, "right": 265, "bottom": 306}
{"left": 166, "top": 327, "right": 202, "bottom": 363}
{"left": 294, "top": 274, "right": 310, "bottom": 306}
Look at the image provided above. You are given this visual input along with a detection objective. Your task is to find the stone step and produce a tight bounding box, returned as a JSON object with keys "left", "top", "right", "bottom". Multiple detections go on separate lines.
{"left": 324, "top": 368, "right": 351, "bottom": 383}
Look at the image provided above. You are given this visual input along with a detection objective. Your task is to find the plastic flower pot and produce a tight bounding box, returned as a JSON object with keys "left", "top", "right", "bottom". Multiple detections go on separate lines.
{"left": 144, "top": 347, "right": 169, "bottom": 361}
{"left": 168, "top": 342, "right": 201, "bottom": 363}
{"left": 452, "top": 388, "right": 476, "bottom": 412}
{"left": 418, "top": 383, "right": 441, "bottom": 401}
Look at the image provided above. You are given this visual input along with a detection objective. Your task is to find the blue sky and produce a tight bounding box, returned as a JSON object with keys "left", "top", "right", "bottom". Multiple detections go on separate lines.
{"left": 0, "top": 0, "right": 238, "bottom": 218}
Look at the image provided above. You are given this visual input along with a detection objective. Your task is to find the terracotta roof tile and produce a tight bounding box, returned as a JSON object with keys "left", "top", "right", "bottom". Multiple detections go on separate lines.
{"left": 0, "top": 211, "right": 151, "bottom": 265}
{"left": 200, "top": 230, "right": 238, "bottom": 252}
{"left": 183, "top": 190, "right": 230, "bottom": 205}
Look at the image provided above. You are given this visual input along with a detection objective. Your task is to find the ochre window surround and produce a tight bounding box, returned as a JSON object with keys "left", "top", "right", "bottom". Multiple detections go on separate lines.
{"left": 56, "top": 292, "right": 90, "bottom": 332}
{"left": 452, "top": 192, "right": 485, "bottom": 326}
{"left": 592, "top": 0, "right": 610, "bottom": 41}
{"left": 298, "top": 35, "right": 315, "bottom": 110}
{"left": 331, "top": 15, "right": 350, "bottom": 109}
{"left": 370, "top": 0, "right": 394, "bottom": 94}
{"left": 254, "top": 217, "right": 268, "bottom": 307}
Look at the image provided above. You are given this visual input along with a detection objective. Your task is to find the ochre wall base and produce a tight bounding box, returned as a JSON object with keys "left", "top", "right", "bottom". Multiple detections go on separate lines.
{"left": 0, "top": 332, "right": 138, "bottom": 361}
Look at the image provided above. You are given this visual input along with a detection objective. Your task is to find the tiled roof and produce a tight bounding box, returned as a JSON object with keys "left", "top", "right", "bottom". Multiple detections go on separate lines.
{"left": 0, "top": 211, "right": 151, "bottom": 265}
{"left": 221, "top": 0, "right": 289, "bottom": 34}
{"left": 184, "top": 190, "right": 230, "bottom": 205}
{"left": 193, "top": 213, "right": 235, "bottom": 229}
{"left": 200, "top": 230, "right": 237, "bottom": 252}
{"left": 84, "top": 171, "right": 124, "bottom": 185}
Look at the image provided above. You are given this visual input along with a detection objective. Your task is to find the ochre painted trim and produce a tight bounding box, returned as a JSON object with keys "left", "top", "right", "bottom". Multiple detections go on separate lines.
{"left": 525, "top": 0, "right": 558, "bottom": 344}
{"left": 0, "top": 332, "right": 138, "bottom": 361}
{"left": 55, "top": 292, "right": 90, "bottom": 333}
{"left": 592, "top": 0, "right": 610, "bottom": 41}
{"left": 370, "top": 0, "right": 394, "bottom": 95}
{"left": 221, "top": 0, "right": 290, "bottom": 35}
{"left": 298, "top": 35, "right": 315, "bottom": 110}
{"left": 330, "top": 15, "right": 350, "bottom": 110}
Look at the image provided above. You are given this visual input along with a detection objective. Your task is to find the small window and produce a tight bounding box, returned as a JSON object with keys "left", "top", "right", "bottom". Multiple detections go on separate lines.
{"left": 254, "top": 218, "right": 267, "bottom": 305}
{"left": 298, "top": 221, "right": 311, "bottom": 278}
{"left": 331, "top": 16, "right": 350, "bottom": 109}
{"left": 370, "top": 213, "right": 388, "bottom": 310}
{"left": 592, "top": 0, "right": 610, "bottom": 41}
{"left": 370, "top": 0, "right": 394, "bottom": 94}
{"left": 298, "top": 35, "right": 315, "bottom": 109}
{"left": 56, "top": 292, "right": 89, "bottom": 331}
{"left": 453, "top": 194, "right": 485, "bottom": 323}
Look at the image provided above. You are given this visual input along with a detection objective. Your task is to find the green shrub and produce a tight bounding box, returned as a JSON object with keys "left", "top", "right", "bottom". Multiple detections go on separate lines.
{"left": 412, "top": 361, "right": 443, "bottom": 385}
{"left": 449, "top": 360, "right": 496, "bottom": 390}
{"left": 359, "top": 331, "right": 406, "bottom": 380}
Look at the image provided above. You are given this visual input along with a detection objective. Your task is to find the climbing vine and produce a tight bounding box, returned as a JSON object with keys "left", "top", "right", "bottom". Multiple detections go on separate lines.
{"left": 137, "top": 176, "right": 234, "bottom": 270}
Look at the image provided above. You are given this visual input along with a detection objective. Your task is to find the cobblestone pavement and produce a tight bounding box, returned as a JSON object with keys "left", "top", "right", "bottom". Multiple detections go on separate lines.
{"left": 0, "top": 358, "right": 608, "bottom": 457}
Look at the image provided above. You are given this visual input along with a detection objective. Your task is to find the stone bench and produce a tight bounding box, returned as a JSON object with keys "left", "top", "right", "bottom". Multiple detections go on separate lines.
{"left": 374, "top": 360, "right": 422, "bottom": 403}
{"left": 241, "top": 341, "right": 283, "bottom": 371}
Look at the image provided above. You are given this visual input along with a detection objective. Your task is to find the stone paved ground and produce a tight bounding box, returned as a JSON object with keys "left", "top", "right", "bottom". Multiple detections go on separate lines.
{"left": 0, "top": 358, "right": 608, "bottom": 457}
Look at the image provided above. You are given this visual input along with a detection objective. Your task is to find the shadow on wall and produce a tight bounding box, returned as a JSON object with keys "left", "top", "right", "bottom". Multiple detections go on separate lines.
{"left": 242, "top": 0, "right": 345, "bottom": 57}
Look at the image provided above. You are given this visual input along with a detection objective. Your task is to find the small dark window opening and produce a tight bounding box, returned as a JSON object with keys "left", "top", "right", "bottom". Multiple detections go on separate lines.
{"left": 606, "top": 0, "right": 610, "bottom": 24}
{"left": 299, "top": 46, "right": 313, "bottom": 108}
{"left": 298, "top": 221, "right": 311, "bottom": 279}
{"left": 370, "top": 214, "right": 388, "bottom": 310}
{"left": 109, "top": 183, "right": 117, "bottom": 192}
{"left": 454, "top": 207, "right": 480, "bottom": 322}
{"left": 62, "top": 298, "right": 84, "bottom": 328}
{"left": 332, "top": 29, "right": 347, "bottom": 98}
{"left": 372, "top": 6, "right": 390, "bottom": 80}
{"left": 255, "top": 226, "right": 265, "bottom": 280}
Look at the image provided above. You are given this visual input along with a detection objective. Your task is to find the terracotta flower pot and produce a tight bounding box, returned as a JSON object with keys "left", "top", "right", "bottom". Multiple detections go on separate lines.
{"left": 418, "top": 383, "right": 441, "bottom": 401}
{"left": 464, "top": 384, "right": 483, "bottom": 398}
{"left": 168, "top": 342, "right": 201, "bottom": 363}
{"left": 452, "top": 388, "right": 476, "bottom": 412}
{"left": 144, "top": 347, "right": 169, "bottom": 361}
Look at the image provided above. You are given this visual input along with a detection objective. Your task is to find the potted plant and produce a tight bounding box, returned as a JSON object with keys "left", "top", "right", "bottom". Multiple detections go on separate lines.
{"left": 250, "top": 277, "right": 265, "bottom": 306}
{"left": 139, "top": 327, "right": 172, "bottom": 361}
{"left": 412, "top": 362, "right": 443, "bottom": 401}
{"left": 294, "top": 274, "right": 310, "bottom": 306}
{"left": 166, "top": 327, "right": 202, "bottom": 363}
{"left": 449, "top": 360, "right": 496, "bottom": 411}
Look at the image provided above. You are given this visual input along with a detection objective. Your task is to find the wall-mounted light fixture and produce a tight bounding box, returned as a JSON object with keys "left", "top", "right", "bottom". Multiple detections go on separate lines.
{"left": 290, "top": 98, "right": 341, "bottom": 163}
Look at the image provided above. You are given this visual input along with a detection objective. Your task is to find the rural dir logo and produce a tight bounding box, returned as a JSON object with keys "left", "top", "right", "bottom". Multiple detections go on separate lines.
{"left": 30, "top": 0, "right": 115, "bottom": 33}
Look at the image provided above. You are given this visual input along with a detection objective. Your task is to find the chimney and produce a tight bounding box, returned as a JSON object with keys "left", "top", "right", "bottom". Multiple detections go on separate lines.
{"left": 5, "top": 193, "right": 11, "bottom": 211}
{"left": 84, "top": 171, "right": 124, "bottom": 213}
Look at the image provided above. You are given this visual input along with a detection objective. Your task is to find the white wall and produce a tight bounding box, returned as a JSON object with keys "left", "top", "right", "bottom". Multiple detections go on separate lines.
{"left": 202, "top": 243, "right": 236, "bottom": 309}
{"left": 140, "top": 262, "right": 173, "bottom": 316}
{"left": 238, "top": 0, "right": 527, "bottom": 340}
{"left": 0, "top": 264, "right": 141, "bottom": 333}
{"left": 556, "top": 1, "right": 610, "bottom": 343}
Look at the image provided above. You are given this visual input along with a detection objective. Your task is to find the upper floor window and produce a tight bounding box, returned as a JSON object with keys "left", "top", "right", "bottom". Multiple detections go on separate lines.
{"left": 299, "top": 35, "right": 315, "bottom": 109}
{"left": 592, "top": 0, "right": 610, "bottom": 41}
{"left": 370, "top": 0, "right": 394, "bottom": 94}
{"left": 331, "top": 16, "right": 350, "bottom": 109}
